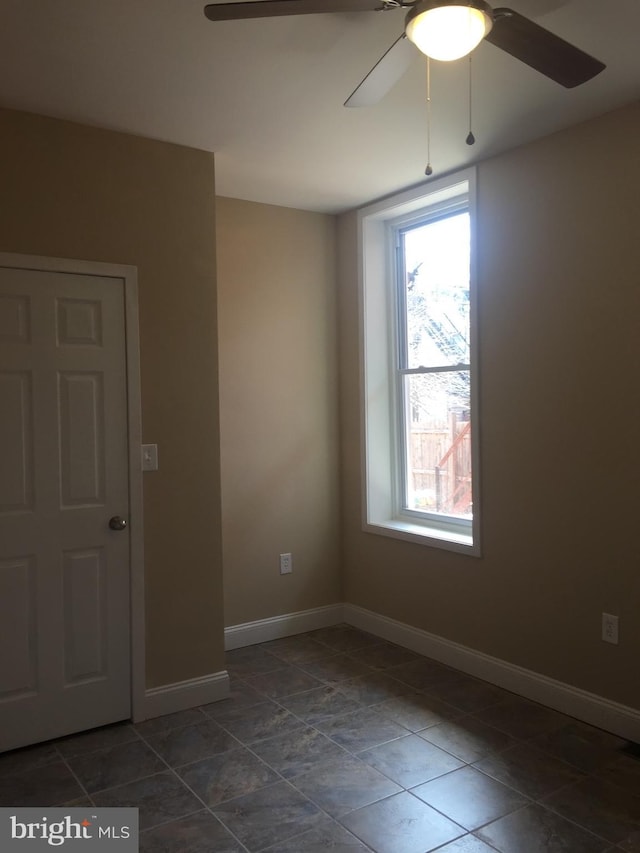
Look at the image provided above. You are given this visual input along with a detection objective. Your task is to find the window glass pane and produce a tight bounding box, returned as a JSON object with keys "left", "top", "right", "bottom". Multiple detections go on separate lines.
{"left": 402, "top": 213, "right": 470, "bottom": 369}
{"left": 403, "top": 371, "right": 472, "bottom": 518}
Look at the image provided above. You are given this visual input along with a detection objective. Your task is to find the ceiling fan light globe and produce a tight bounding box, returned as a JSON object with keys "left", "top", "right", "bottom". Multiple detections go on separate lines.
{"left": 405, "top": 3, "right": 493, "bottom": 62}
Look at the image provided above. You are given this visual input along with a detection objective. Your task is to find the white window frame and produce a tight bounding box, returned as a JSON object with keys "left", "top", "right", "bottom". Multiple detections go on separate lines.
{"left": 358, "top": 168, "right": 481, "bottom": 555}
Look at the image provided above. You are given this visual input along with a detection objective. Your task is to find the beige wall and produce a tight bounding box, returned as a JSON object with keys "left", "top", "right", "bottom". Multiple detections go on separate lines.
{"left": 338, "top": 102, "right": 640, "bottom": 710}
{"left": 0, "top": 108, "right": 224, "bottom": 688}
{"left": 217, "top": 197, "right": 341, "bottom": 626}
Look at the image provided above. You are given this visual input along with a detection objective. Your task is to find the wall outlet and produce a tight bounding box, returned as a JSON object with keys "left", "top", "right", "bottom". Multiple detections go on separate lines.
{"left": 602, "top": 613, "right": 619, "bottom": 645}
{"left": 279, "top": 553, "right": 292, "bottom": 575}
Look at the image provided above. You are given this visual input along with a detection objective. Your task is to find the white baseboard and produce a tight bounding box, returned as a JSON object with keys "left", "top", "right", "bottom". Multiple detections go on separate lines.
{"left": 344, "top": 604, "right": 640, "bottom": 743}
{"left": 141, "top": 671, "right": 230, "bottom": 721}
{"left": 220, "top": 600, "right": 640, "bottom": 741}
{"left": 225, "top": 604, "right": 345, "bottom": 650}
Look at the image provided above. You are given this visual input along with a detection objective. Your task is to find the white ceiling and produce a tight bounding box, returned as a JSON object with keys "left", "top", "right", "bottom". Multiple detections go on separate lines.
{"left": 0, "top": 0, "right": 638, "bottom": 213}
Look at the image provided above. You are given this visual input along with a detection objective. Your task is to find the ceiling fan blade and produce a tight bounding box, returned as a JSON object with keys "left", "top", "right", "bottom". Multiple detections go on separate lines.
{"left": 485, "top": 8, "right": 605, "bottom": 88}
{"left": 204, "top": 0, "right": 385, "bottom": 21}
{"left": 345, "top": 34, "right": 414, "bottom": 107}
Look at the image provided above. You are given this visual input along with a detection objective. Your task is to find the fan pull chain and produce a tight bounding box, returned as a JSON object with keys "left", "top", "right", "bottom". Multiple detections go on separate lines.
{"left": 425, "top": 57, "right": 433, "bottom": 176}
{"left": 466, "top": 55, "right": 476, "bottom": 146}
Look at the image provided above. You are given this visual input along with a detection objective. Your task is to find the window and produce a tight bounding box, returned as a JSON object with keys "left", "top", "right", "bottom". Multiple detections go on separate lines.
{"left": 359, "top": 169, "right": 480, "bottom": 554}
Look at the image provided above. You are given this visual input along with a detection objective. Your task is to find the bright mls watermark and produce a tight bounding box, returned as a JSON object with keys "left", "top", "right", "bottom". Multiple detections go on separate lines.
{"left": 0, "top": 809, "right": 138, "bottom": 850}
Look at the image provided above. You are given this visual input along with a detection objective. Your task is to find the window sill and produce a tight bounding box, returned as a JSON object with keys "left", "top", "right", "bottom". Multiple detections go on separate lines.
{"left": 364, "top": 518, "right": 480, "bottom": 556}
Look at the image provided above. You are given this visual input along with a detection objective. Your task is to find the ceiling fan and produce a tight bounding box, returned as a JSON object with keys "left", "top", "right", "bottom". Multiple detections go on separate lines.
{"left": 203, "top": 0, "right": 605, "bottom": 107}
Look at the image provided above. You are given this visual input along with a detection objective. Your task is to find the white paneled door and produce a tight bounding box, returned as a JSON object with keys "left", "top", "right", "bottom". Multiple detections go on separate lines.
{"left": 0, "top": 262, "right": 133, "bottom": 751}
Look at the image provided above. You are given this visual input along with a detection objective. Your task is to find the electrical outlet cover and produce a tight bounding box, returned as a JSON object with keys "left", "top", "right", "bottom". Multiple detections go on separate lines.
{"left": 279, "top": 553, "right": 292, "bottom": 574}
{"left": 602, "top": 612, "right": 619, "bottom": 645}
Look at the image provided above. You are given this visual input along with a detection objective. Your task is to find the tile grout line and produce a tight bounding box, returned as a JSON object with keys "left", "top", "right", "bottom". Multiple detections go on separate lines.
{"left": 132, "top": 698, "right": 372, "bottom": 850}
{"left": 53, "top": 745, "right": 95, "bottom": 807}
{"left": 215, "top": 664, "right": 471, "bottom": 849}
{"left": 195, "top": 647, "right": 435, "bottom": 849}
{"left": 132, "top": 726, "right": 253, "bottom": 851}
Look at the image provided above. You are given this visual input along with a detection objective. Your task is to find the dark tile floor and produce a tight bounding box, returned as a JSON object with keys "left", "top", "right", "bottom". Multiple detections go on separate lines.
{"left": 1, "top": 624, "right": 639, "bottom": 852}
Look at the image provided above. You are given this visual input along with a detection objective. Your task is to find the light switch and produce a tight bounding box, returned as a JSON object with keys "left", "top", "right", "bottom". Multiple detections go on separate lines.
{"left": 141, "top": 444, "right": 158, "bottom": 471}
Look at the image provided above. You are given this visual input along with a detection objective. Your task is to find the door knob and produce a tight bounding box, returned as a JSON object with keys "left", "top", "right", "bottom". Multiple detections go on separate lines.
{"left": 109, "top": 516, "right": 128, "bottom": 531}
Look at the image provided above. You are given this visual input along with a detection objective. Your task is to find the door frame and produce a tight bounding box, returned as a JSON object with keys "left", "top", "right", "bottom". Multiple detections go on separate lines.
{"left": 0, "top": 252, "right": 145, "bottom": 724}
